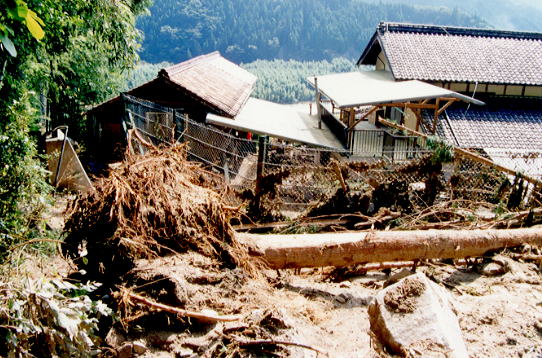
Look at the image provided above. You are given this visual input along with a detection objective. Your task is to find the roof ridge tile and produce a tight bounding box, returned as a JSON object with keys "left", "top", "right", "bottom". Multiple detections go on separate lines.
{"left": 377, "top": 21, "right": 542, "bottom": 41}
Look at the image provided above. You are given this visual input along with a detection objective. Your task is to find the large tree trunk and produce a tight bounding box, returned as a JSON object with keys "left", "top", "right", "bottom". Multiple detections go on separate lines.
{"left": 237, "top": 228, "right": 542, "bottom": 269}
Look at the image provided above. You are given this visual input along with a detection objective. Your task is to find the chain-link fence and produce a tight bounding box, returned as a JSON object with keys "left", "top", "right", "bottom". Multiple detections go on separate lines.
{"left": 121, "top": 94, "right": 542, "bottom": 218}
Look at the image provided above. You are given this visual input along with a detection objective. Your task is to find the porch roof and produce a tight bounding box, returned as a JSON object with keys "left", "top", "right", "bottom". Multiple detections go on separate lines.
{"left": 307, "top": 71, "right": 485, "bottom": 109}
{"left": 206, "top": 98, "right": 344, "bottom": 149}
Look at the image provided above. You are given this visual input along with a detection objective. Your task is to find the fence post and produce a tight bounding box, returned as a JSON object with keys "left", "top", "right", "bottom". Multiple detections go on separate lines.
{"left": 255, "top": 136, "right": 268, "bottom": 205}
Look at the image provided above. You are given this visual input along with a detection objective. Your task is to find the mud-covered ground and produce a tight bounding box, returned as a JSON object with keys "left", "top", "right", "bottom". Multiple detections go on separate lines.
{"left": 102, "top": 251, "right": 542, "bottom": 358}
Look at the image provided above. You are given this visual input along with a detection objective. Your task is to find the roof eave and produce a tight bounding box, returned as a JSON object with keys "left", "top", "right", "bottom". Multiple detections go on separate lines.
{"left": 85, "top": 77, "right": 165, "bottom": 115}
{"left": 336, "top": 94, "right": 484, "bottom": 109}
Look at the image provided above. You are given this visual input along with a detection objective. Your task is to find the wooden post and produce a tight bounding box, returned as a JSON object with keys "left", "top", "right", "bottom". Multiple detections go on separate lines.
{"left": 314, "top": 77, "right": 322, "bottom": 129}
{"left": 432, "top": 98, "right": 440, "bottom": 134}
{"left": 332, "top": 160, "right": 347, "bottom": 192}
{"left": 254, "top": 136, "right": 268, "bottom": 207}
{"left": 348, "top": 108, "right": 355, "bottom": 128}
{"left": 414, "top": 109, "right": 422, "bottom": 132}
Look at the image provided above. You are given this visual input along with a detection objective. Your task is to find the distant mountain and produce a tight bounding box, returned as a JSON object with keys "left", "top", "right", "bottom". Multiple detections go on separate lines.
{"left": 136, "top": 0, "right": 487, "bottom": 64}
{"left": 362, "top": 0, "right": 542, "bottom": 32}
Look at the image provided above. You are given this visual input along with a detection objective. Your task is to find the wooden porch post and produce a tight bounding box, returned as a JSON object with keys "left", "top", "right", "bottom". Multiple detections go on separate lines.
{"left": 432, "top": 98, "right": 440, "bottom": 134}
{"left": 314, "top": 77, "right": 322, "bottom": 129}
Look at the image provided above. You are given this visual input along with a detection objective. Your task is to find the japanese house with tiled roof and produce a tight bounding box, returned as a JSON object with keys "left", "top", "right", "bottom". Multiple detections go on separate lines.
{"left": 356, "top": 22, "right": 542, "bottom": 156}
{"left": 87, "top": 52, "right": 257, "bottom": 160}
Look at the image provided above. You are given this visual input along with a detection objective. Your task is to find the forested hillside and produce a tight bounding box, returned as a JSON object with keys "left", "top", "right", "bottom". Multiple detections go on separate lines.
{"left": 124, "top": 61, "right": 172, "bottom": 90}
{"left": 243, "top": 58, "right": 359, "bottom": 104}
{"left": 137, "top": 0, "right": 487, "bottom": 64}
{"left": 363, "top": 0, "right": 542, "bottom": 32}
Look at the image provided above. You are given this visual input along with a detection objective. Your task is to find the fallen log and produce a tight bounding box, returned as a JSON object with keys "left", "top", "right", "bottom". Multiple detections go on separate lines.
{"left": 238, "top": 228, "right": 542, "bottom": 269}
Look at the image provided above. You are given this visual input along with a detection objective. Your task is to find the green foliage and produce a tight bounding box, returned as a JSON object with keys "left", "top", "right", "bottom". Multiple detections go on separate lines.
{"left": 242, "top": 57, "right": 358, "bottom": 103}
{"left": 427, "top": 136, "right": 454, "bottom": 164}
{"left": 0, "top": 279, "right": 111, "bottom": 357}
{"left": 0, "top": 0, "right": 45, "bottom": 58}
{"left": 137, "top": 0, "right": 487, "bottom": 64}
{"left": 0, "top": 0, "right": 151, "bottom": 254}
{"left": 32, "top": 0, "right": 152, "bottom": 138}
{"left": 0, "top": 91, "right": 50, "bottom": 252}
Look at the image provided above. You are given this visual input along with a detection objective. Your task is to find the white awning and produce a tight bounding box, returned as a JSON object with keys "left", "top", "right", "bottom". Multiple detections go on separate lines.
{"left": 307, "top": 71, "right": 485, "bottom": 108}
{"left": 206, "top": 98, "right": 344, "bottom": 149}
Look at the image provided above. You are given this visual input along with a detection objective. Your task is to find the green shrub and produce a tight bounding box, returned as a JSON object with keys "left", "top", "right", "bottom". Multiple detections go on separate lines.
{"left": 0, "top": 279, "right": 111, "bottom": 357}
{"left": 0, "top": 92, "right": 50, "bottom": 259}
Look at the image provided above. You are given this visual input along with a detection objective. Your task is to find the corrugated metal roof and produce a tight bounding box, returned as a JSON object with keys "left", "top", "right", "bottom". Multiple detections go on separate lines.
{"left": 206, "top": 98, "right": 345, "bottom": 149}
{"left": 421, "top": 98, "right": 542, "bottom": 150}
{"left": 160, "top": 52, "right": 257, "bottom": 118}
{"left": 307, "top": 70, "right": 484, "bottom": 108}
{"left": 358, "top": 22, "right": 542, "bottom": 85}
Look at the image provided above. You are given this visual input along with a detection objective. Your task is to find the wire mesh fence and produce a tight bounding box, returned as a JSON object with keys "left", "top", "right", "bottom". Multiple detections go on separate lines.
{"left": 121, "top": 94, "right": 542, "bottom": 219}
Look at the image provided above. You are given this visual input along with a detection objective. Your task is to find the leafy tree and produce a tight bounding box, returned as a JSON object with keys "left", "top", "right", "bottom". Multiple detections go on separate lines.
{"left": 0, "top": 0, "right": 150, "bottom": 252}
{"left": 0, "top": 0, "right": 44, "bottom": 58}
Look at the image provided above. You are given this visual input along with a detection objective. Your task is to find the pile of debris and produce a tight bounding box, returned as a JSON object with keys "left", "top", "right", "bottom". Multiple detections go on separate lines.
{"left": 63, "top": 144, "right": 252, "bottom": 282}
{"left": 60, "top": 143, "right": 542, "bottom": 357}
{"left": 62, "top": 144, "right": 315, "bottom": 357}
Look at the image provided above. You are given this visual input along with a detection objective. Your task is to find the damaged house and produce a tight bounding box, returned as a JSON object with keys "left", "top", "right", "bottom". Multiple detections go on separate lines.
{"left": 86, "top": 52, "right": 257, "bottom": 160}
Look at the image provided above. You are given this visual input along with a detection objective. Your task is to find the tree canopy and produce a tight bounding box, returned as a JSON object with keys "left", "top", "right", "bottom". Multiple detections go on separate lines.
{"left": 137, "top": 0, "right": 487, "bottom": 64}
{"left": 0, "top": 0, "right": 150, "bottom": 246}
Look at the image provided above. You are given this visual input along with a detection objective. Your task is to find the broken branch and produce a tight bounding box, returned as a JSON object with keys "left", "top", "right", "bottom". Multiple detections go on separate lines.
{"left": 127, "top": 292, "right": 241, "bottom": 322}
{"left": 234, "top": 337, "right": 327, "bottom": 355}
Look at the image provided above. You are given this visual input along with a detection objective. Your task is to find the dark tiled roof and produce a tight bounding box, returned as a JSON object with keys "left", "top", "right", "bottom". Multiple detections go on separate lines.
{"left": 421, "top": 97, "right": 542, "bottom": 150}
{"left": 160, "top": 52, "right": 257, "bottom": 118}
{"left": 358, "top": 22, "right": 542, "bottom": 85}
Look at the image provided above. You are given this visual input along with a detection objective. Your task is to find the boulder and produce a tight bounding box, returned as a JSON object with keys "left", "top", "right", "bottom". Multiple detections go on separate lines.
{"left": 368, "top": 272, "right": 468, "bottom": 357}
{"left": 480, "top": 262, "right": 507, "bottom": 276}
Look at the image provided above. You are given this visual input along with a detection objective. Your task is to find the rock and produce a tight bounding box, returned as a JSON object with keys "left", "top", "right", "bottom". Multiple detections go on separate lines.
{"left": 117, "top": 343, "right": 133, "bottom": 358}
{"left": 480, "top": 262, "right": 507, "bottom": 276}
{"left": 491, "top": 255, "right": 515, "bottom": 273}
{"left": 246, "top": 308, "right": 293, "bottom": 330}
{"left": 132, "top": 341, "right": 147, "bottom": 355}
{"left": 384, "top": 268, "right": 414, "bottom": 287}
{"left": 173, "top": 347, "right": 195, "bottom": 357}
{"left": 481, "top": 255, "right": 515, "bottom": 276}
{"left": 368, "top": 272, "right": 468, "bottom": 357}
{"left": 105, "top": 327, "right": 127, "bottom": 348}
